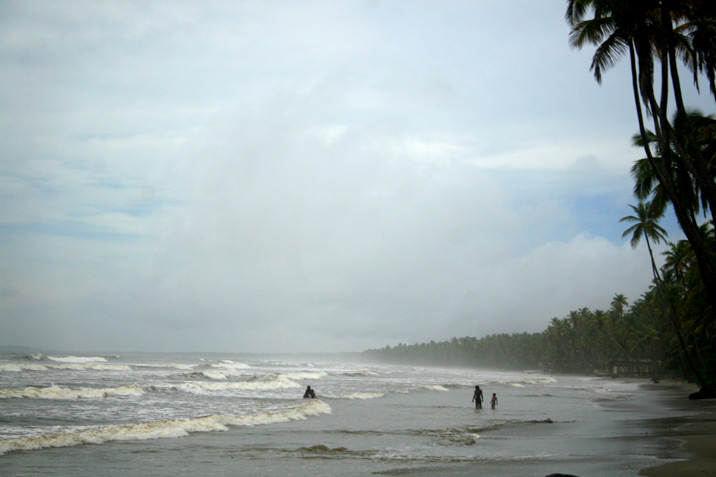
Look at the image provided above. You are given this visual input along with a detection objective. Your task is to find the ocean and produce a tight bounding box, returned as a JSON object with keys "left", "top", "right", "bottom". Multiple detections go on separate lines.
{"left": 0, "top": 352, "right": 708, "bottom": 476}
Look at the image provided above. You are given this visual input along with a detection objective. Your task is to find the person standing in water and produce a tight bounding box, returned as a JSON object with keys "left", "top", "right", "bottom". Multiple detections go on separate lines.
{"left": 472, "top": 385, "right": 483, "bottom": 409}
{"left": 490, "top": 393, "right": 498, "bottom": 410}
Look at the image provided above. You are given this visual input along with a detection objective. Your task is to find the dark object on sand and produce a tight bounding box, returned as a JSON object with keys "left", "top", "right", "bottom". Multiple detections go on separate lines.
{"left": 545, "top": 474, "right": 578, "bottom": 477}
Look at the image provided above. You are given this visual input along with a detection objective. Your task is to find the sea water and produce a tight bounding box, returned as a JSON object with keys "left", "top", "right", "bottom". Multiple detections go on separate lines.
{"left": 0, "top": 352, "right": 707, "bottom": 476}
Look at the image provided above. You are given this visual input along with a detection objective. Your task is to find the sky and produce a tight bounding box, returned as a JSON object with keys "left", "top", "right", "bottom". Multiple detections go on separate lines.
{"left": 1, "top": 0, "right": 714, "bottom": 353}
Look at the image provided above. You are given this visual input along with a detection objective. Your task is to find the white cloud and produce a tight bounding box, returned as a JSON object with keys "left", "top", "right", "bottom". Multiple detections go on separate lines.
{"left": 1, "top": 0, "right": 702, "bottom": 352}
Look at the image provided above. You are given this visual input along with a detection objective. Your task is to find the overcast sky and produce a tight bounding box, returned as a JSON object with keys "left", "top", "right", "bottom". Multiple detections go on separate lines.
{"left": 2, "top": 0, "right": 714, "bottom": 353}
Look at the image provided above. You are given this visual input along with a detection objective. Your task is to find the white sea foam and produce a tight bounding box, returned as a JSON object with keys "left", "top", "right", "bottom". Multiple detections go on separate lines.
{"left": 0, "top": 362, "right": 131, "bottom": 372}
{"left": 0, "top": 399, "right": 331, "bottom": 456}
{"left": 223, "top": 399, "right": 332, "bottom": 427}
{"left": 0, "top": 363, "right": 49, "bottom": 372}
{"left": 51, "top": 363, "right": 132, "bottom": 371}
{"left": 197, "top": 370, "right": 235, "bottom": 380}
{"left": 537, "top": 377, "right": 558, "bottom": 383}
{"left": 210, "top": 360, "right": 250, "bottom": 370}
{"left": 281, "top": 371, "right": 327, "bottom": 381}
{"left": 0, "top": 384, "right": 145, "bottom": 400}
{"left": 47, "top": 356, "right": 108, "bottom": 364}
{"left": 343, "top": 370, "right": 380, "bottom": 377}
{"left": 324, "top": 392, "right": 384, "bottom": 400}
{"left": 134, "top": 363, "right": 195, "bottom": 370}
{"left": 169, "top": 375, "right": 301, "bottom": 394}
{"left": 393, "top": 385, "right": 448, "bottom": 394}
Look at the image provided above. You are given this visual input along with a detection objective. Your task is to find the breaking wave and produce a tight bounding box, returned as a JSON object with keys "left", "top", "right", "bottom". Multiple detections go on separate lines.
{"left": 208, "top": 360, "right": 250, "bottom": 370}
{"left": 164, "top": 375, "right": 302, "bottom": 394}
{"left": 280, "top": 371, "right": 327, "bottom": 381}
{"left": 0, "top": 362, "right": 131, "bottom": 372}
{"left": 323, "top": 392, "right": 384, "bottom": 400}
{"left": 47, "top": 356, "right": 108, "bottom": 364}
{"left": 0, "top": 399, "right": 331, "bottom": 455}
{"left": 50, "top": 363, "right": 132, "bottom": 371}
{"left": 0, "top": 363, "right": 49, "bottom": 372}
{"left": 0, "top": 384, "right": 145, "bottom": 400}
{"left": 342, "top": 370, "right": 380, "bottom": 377}
{"left": 395, "top": 385, "right": 450, "bottom": 394}
{"left": 133, "top": 363, "right": 195, "bottom": 371}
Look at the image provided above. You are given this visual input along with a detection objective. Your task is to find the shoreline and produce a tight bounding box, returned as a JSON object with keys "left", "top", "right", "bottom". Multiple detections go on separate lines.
{"left": 639, "top": 411, "right": 716, "bottom": 476}
{"left": 639, "top": 380, "right": 716, "bottom": 476}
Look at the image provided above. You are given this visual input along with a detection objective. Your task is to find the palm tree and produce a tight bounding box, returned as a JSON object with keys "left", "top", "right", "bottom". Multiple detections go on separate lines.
{"left": 566, "top": 0, "right": 716, "bottom": 329}
{"left": 620, "top": 201, "right": 708, "bottom": 388}
{"left": 680, "top": 0, "right": 716, "bottom": 100}
{"left": 610, "top": 293, "right": 628, "bottom": 318}
{"left": 662, "top": 240, "right": 692, "bottom": 289}
{"left": 630, "top": 109, "right": 716, "bottom": 226}
{"left": 620, "top": 202, "right": 669, "bottom": 281}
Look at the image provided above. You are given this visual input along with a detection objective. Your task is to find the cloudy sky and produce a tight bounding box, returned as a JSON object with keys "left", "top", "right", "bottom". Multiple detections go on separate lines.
{"left": 2, "top": 0, "right": 714, "bottom": 353}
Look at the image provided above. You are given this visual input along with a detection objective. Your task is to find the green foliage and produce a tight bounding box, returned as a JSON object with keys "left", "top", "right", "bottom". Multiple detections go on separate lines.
{"left": 565, "top": 0, "right": 716, "bottom": 390}
{"left": 364, "top": 232, "right": 716, "bottom": 386}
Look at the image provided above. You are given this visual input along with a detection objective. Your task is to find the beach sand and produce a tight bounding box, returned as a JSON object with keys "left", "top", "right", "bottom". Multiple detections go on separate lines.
{"left": 640, "top": 410, "right": 716, "bottom": 476}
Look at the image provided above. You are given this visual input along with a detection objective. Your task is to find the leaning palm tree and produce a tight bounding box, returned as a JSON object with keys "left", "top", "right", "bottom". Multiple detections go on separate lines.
{"left": 620, "top": 202, "right": 708, "bottom": 388}
{"left": 620, "top": 202, "right": 669, "bottom": 281}
{"left": 566, "top": 0, "right": 716, "bottom": 328}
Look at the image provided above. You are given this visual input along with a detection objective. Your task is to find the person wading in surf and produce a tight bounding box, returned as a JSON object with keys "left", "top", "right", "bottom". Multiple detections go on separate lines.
{"left": 472, "top": 385, "right": 483, "bottom": 409}
{"left": 490, "top": 393, "right": 498, "bottom": 410}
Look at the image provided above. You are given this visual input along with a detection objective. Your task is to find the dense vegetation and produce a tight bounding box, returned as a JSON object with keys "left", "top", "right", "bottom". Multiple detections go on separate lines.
{"left": 367, "top": 1, "right": 716, "bottom": 397}
{"left": 363, "top": 239, "right": 716, "bottom": 385}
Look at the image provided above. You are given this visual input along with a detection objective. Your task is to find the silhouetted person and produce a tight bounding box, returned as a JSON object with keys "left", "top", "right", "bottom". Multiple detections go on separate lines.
{"left": 303, "top": 385, "right": 316, "bottom": 399}
{"left": 490, "top": 393, "right": 498, "bottom": 409}
{"left": 472, "top": 385, "right": 483, "bottom": 409}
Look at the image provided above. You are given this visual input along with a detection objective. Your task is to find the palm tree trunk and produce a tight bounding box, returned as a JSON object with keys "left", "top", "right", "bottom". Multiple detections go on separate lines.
{"left": 645, "top": 234, "right": 707, "bottom": 387}
{"left": 630, "top": 31, "right": 712, "bottom": 388}
{"left": 633, "top": 42, "right": 716, "bottom": 329}
{"left": 667, "top": 48, "right": 716, "bottom": 225}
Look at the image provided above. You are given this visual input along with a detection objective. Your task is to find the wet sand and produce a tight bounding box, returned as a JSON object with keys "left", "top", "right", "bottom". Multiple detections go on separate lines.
{"left": 640, "top": 410, "right": 716, "bottom": 476}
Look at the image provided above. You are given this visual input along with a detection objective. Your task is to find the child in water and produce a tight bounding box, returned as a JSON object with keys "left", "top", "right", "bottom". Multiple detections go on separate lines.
{"left": 490, "top": 393, "right": 498, "bottom": 410}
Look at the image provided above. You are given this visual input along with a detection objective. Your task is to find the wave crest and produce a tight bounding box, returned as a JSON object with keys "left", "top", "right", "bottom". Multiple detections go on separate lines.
{"left": 167, "top": 375, "right": 301, "bottom": 394}
{"left": 0, "top": 399, "right": 331, "bottom": 455}
{"left": 0, "top": 384, "right": 144, "bottom": 400}
{"left": 47, "top": 356, "right": 108, "bottom": 364}
{"left": 323, "top": 392, "right": 384, "bottom": 400}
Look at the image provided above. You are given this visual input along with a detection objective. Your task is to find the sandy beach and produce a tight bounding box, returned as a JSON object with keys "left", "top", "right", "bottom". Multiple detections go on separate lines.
{"left": 640, "top": 410, "right": 716, "bottom": 476}
{"left": 637, "top": 379, "right": 716, "bottom": 476}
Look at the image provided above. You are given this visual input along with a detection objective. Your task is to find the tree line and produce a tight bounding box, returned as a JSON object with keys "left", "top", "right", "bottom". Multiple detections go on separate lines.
{"left": 564, "top": 0, "right": 715, "bottom": 397}
{"left": 363, "top": 241, "right": 714, "bottom": 387}
{"left": 366, "top": 1, "right": 716, "bottom": 398}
